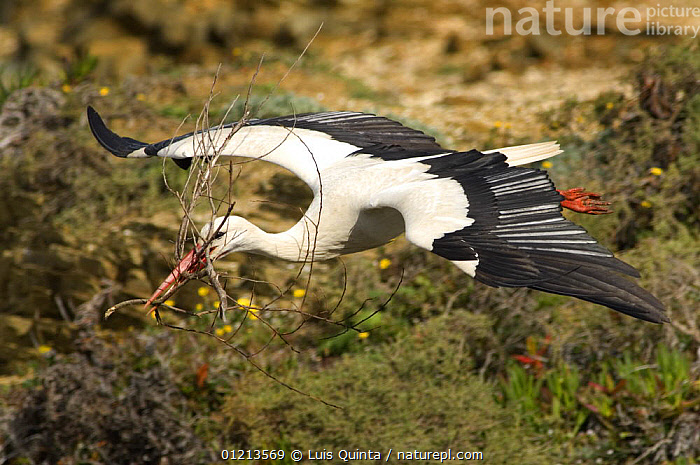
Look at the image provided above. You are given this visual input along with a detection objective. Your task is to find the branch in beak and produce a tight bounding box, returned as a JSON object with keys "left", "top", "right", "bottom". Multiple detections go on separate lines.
{"left": 145, "top": 247, "right": 207, "bottom": 311}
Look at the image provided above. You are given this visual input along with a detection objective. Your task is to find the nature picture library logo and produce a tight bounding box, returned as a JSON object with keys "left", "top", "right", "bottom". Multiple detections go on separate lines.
{"left": 485, "top": 1, "right": 700, "bottom": 38}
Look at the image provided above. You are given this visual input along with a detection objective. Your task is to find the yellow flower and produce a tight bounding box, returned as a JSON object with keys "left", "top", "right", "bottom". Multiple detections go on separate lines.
{"left": 493, "top": 121, "right": 503, "bottom": 128}
{"left": 214, "top": 301, "right": 220, "bottom": 309}
{"left": 223, "top": 324, "right": 233, "bottom": 333}
{"left": 237, "top": 297, "right": 259, "bottom": 319}
{"left": 504, "top": 122, "right": 512, "bottom": 129}
{"left": 150, "top": 310, "right": 157, "bottom": 319}
{"left": 358, "top": 332, "right": 369, "bottom": 339}
{"left": 232, "top": 47, "right": 242, "bottom": 57}
{"left": 605, "top": 102, "right": 614, "bottom": 110}
{"left": 542, "top": 161, "right": 553, "bottom": 169}
{"left": 99, "top": 87, "right": 110, "bottom": 96}
{"left": 61, "top": 84, "right": 72, "bottom": 93}
{"left": 197, "top": 287, "right": 210, "bottom": 297}
{"left": 640, "top": 200, "right": 652, "bottom": 208}
{"left": 164, "top": 300, "right": 175, "bottom": 307}
{"left": 649, "top": 167, "right": 663, "bottom": 176}
{"left": 576, "top": 116, "right": 584, "bottom": 123}
{"left": 379, "top": 258, "right": 392, "bottom": 270}
{"left": 215, "top": 328, "right": 225, "bottom": 336}
{"left": 136, "top": 93, "right": 146, "bottom": 101}
{"left": 195, "top": 303, "right": 203, "bottom": 311}
{"left": 37, "top": 345, "right": 52, "bottom": 355}
{"left": 293, "top": 289, "right": 306, "bottom": 298}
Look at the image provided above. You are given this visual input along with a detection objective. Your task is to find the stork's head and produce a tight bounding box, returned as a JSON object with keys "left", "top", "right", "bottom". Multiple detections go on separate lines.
{"left": 199, "top": 215, "right": 257, "bottom": 260}
{"left": 146, "top": 215, "right": 254, "bottom": 307}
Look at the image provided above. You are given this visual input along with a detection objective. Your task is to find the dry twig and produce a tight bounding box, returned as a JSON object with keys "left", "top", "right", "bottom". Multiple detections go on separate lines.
{"left": 104, "top": 27, "right": 398, "bottom": 407}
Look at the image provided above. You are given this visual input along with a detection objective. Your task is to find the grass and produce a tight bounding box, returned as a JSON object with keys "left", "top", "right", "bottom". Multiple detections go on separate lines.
{"left": 222, "top": 311, "right": 552, "bottom": 464}
{"left": 0, "top": 42, "right": 698, "bottom": 464}
{"left": 0, "top": 65, "right": 37, "bottom": 107}
{"left": 499, "top": 344, "right": 698, "bottom": 457}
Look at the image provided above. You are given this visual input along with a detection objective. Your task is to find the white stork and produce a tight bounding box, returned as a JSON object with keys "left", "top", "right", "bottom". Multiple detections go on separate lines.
{"left": 87, "top": 106, "right": 666, "bottom": 323}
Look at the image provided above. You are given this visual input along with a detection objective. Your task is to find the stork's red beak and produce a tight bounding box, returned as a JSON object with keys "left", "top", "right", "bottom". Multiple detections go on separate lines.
{"left": 146, "top": 248, "right": 207, "bottom": 309}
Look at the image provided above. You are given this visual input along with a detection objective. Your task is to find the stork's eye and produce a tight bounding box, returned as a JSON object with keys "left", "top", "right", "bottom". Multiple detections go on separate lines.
{"left": 213, "top": 231, "right": 225, "bottom": 240}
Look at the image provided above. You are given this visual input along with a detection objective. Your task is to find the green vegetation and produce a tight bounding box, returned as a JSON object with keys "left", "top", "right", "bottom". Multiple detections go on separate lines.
{"left": 0, "top": 42, "right": 698, "bottom": 465}
{"left": 225, "top": 311, "right": 551, "bottom": 463}
{"left": 499, "top": 343, "right": 697, "bottom": 459}
{"left": 0, "top": 65, "right": 37, "bottom": 107}
{"left": 60, "top": 51, "right": 99, "bottom": 86}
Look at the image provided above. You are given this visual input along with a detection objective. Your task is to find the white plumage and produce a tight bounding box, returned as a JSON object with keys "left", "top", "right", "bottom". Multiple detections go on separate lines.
{"left": 87, "top": 107, "right": 667, "bottom": 323}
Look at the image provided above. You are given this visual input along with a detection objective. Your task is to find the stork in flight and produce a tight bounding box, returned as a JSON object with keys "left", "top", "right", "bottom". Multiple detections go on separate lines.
{"left": 87, "top": 106, "right": 666, "bottom": 323}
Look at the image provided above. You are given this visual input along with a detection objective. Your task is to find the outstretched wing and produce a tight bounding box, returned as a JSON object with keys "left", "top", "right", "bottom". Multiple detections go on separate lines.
{"left": 369, "top": 149, "right": 667, "bottom": 323}
{"left": 87, "top": 107, "right": 446, "bottom": 187}
{"left": 88, "top": 107, "right": 562, "bottom": 189}
{"left": 250, "top": 111, "right": 445, "bottom": 154}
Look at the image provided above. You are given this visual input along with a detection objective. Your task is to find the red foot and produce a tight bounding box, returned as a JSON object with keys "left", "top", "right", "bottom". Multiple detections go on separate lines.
{"left": 557, "top": 187, "right": 612, "bottom": 215}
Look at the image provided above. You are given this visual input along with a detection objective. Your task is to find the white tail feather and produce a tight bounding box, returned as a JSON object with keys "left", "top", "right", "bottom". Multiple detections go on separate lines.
{"left": 485, "top": 141, "right": 562, "bottom": 167}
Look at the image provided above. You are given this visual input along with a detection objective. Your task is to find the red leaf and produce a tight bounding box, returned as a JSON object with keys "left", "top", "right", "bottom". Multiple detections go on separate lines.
{"left": 196, "top": 363, "right": 209, "bottom": 388}
{"left": 537, "top": 335, "right": 552, "bottom": 356}
{"left": 583, "top": 403, "right": 600, "bottom": 413}
{"left": 513, "top": 355, "right": 537, "bottom": 365}
{"left": 588, "top": 381, "right": 606, "bottom": 392}
{"left": 611, "top": 379, "right": 627, "bottom": 395}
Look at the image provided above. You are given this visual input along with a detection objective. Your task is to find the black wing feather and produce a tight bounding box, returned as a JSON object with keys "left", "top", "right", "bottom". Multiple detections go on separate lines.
{"left": 87, "top": 106, "right": 148, "bottom": 157}
{"left": 425, "top": 151, "right": 666, "bottom": 323}
{"left": 253, "top": 111, "right": 446, "bottom": 157}
{"left": 88, "top": 106, "right": 194, "bottom": 170}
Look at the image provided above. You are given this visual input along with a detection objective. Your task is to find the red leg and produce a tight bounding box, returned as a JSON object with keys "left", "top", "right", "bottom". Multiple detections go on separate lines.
{"left": 557, "top": 187, "right": 612, "bottom": 215}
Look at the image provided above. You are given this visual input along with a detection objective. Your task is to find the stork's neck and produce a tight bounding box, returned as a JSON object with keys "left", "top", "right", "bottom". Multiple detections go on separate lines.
{"left": 244, "top": 218, "right": 323, "bottom": 262}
